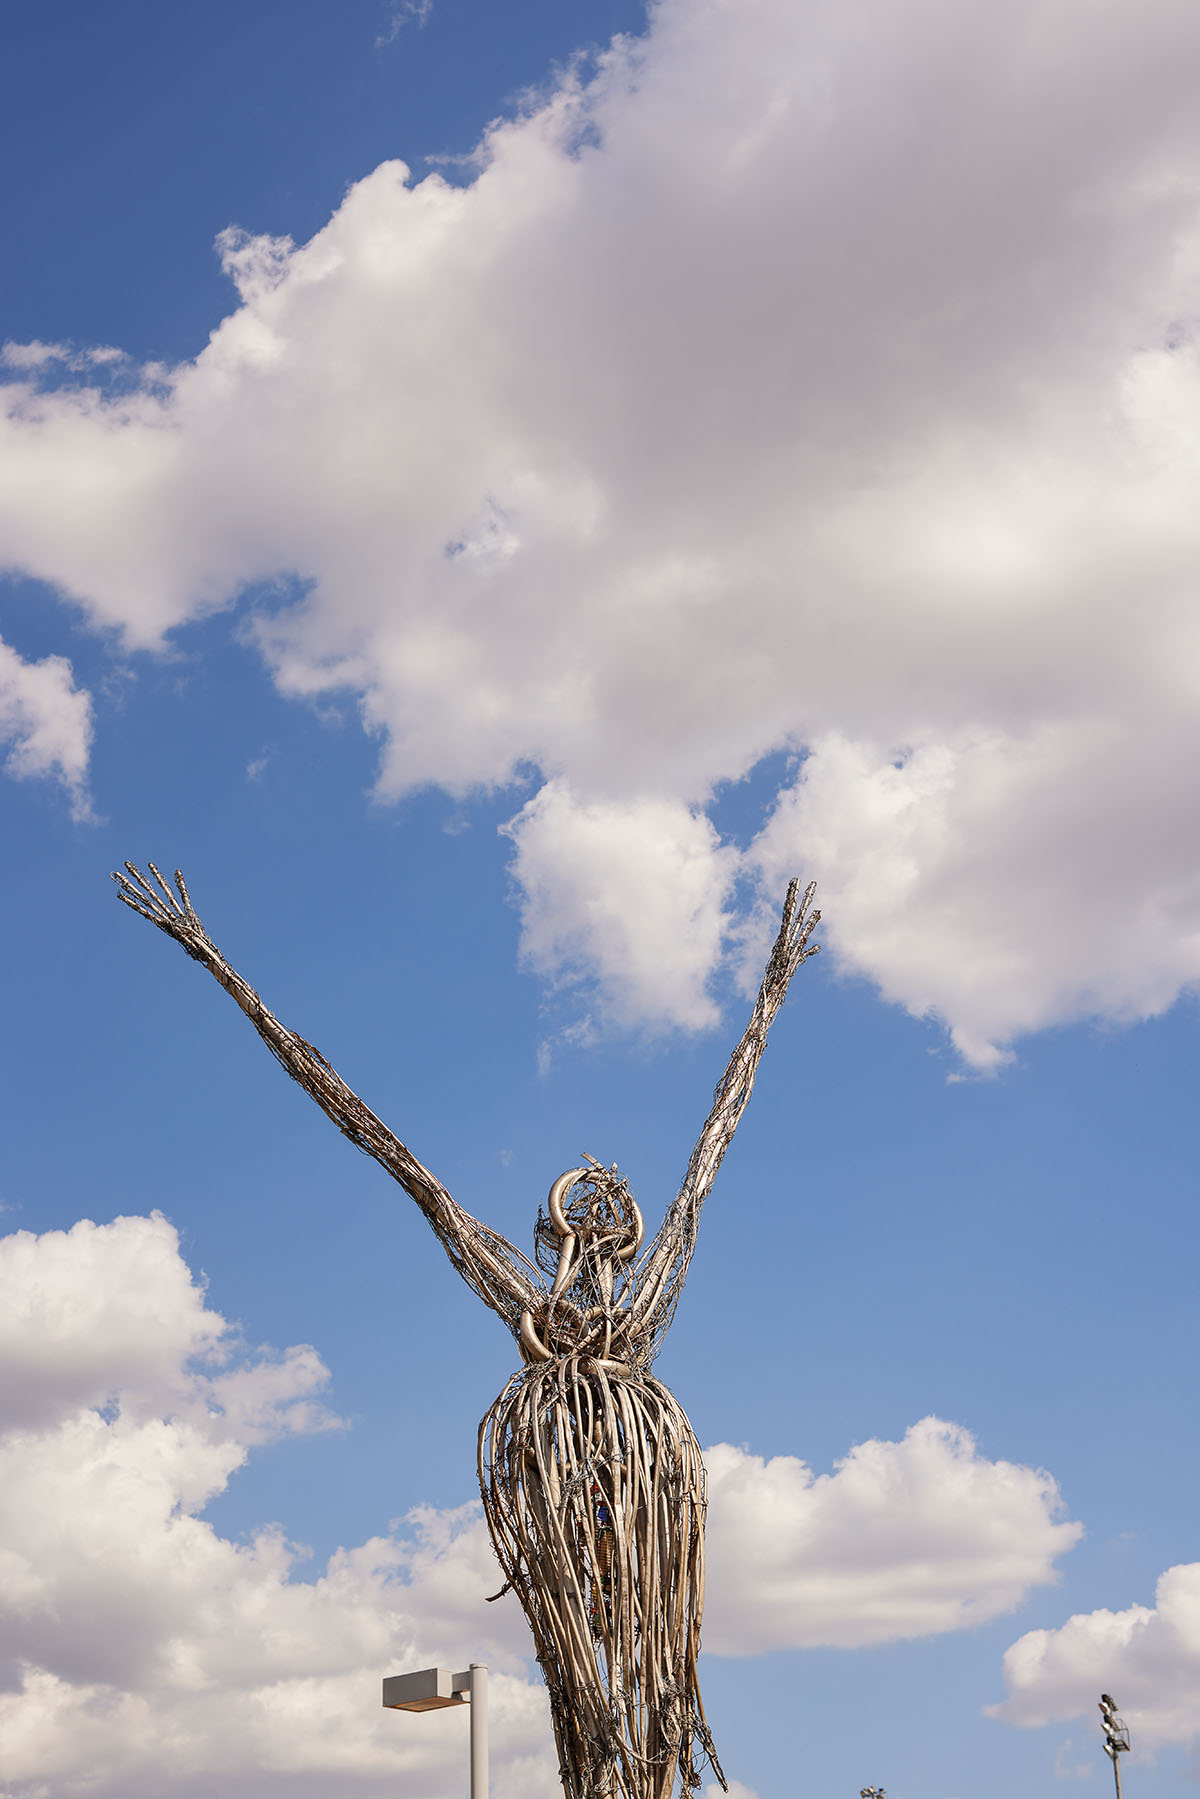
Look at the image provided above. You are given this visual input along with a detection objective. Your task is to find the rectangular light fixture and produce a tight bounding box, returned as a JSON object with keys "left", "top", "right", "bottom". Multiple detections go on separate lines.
{"left": 382, "top": 1667, "right": 470, "bottom": 1713}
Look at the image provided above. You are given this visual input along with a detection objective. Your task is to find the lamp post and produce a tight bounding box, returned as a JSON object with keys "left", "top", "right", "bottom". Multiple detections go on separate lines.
{"left": 383, "top": 1663, "right": 488, "bottom": 1797}
{"left": 1099, "top": 1693, "right": 1130, "bottom": 1799}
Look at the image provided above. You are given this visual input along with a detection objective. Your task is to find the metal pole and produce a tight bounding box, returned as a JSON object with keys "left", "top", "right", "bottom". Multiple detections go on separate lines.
{"left": 1111, "top": 1747, "right": 1123, "bottom": 1799}
{"left": 469, "top": 1663, "right": 488, "bottom": 1798}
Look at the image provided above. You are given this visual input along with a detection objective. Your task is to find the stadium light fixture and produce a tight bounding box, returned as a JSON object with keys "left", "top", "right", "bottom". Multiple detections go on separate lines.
{"left": 1099, "top": 1692, "right": 1131, "bottom": 1799}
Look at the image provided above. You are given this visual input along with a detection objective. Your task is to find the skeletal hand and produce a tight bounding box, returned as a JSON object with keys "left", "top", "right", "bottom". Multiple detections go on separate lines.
{"left": 772, "top": 877, "right": 821, "bottom": 984}
{"left": 111, "top": 862, "right": 219, "bottom": 966}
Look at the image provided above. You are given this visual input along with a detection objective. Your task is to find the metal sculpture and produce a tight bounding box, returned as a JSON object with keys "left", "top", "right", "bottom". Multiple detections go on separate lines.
{"left": 113, "top": 862, "right": 820, "bottom": 1799}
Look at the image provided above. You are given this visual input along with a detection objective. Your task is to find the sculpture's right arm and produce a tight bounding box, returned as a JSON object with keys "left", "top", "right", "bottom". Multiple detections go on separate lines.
{"left": 628, "top": 878, "right": 820, "bottom": 1348}
{"left": 112, "top": 863, "right": 543, "bottom": 1326}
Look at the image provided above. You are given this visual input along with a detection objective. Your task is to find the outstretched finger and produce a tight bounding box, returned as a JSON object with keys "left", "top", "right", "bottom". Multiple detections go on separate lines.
{"left": 111, "top": 873, "right": 156, "bottom": 920}
{"left": 120, "top": 861, "right": 165, "bottom": 908}
{"left": 115, "top": 863, "right": 169, "bottom": 915}
{"left": 779, "top": 876, "right": 800, "bottom": 938}
{"left": 147, "top": 862, "right": 183, "bottom": 915}
{"left": 790, "top": 882, "right": 820, "bottom": 953}
{"left": 174, "top": 868, "right": 199, "bottom": 923}
{"left": 788, "top": 914, "right": 820, "bottom": 975}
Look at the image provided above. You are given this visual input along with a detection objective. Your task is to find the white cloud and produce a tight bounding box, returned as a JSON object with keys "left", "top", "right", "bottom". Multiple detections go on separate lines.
{"left": 703, "top": 1420, "right": 1082, "bottom": 1653}
{"left": 7, "top": 0, "right": 1200, "bottom": 1055}
{"left": 2, "top": 341, "right": 64, "bottom": 371}
{"left": 377, "top": 0, "right": 433, "bottom": 39}
{"left": 504, "top": 782, "right": 738, "bottom": 1031}
{"left": 992, "top": 1561, "right": 1200, "bottom": 1754}
{"left": 0, "top": 1214, "right": 556, "bottom": 1799}
{"left": 747, "top": 720, "right": 1200, "bottom": 1069}
{"left": 0, "top": 635, "right": 92, "bottom": 818}
{"left": 0, "top": 1213, "right": 224, "bottom": 1430}
{"left": 1, "top": 340, "right": 125, "bottom": 372}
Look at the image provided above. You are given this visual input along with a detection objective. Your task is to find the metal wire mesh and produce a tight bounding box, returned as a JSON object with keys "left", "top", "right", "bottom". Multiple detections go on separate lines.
{"left": 481, "top": 1357, "right": 719, "bottom": 1798}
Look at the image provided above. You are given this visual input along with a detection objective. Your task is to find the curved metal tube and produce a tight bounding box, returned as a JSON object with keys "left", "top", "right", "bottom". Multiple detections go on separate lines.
{"left": 534, "top": 1170, "right": 646, "bottom": 1363}
{"left": 546, "top": 1168, "right": 589, "bottom": 1237}
{"left": 549, "top": 1233, "right": 578, "bottom": 1304}
{"left": 617, "top": 1197, "right": 645, "bottom": 1262}
{"left": 519, "top": 1307, "right": 552, "bottom": 1362}
{"left": 547, "top": 1168, "right": 644, "bottom": 1260}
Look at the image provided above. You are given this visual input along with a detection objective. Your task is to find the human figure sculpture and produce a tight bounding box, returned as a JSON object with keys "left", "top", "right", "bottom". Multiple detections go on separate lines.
{"left": 113, "top": 862, "right": 820, "bottom": 1799}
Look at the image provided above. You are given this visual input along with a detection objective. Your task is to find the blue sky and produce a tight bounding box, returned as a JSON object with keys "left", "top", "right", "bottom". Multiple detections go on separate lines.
{"left": 2, "top": 2, "right": 1200, "bottom": 1795}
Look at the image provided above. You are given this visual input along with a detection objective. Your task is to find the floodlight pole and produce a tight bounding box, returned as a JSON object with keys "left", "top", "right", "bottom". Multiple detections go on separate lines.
{"left": 468, "top": 1663, "right": 488, "bottom": 1799}
{"left": 1099, "top": 1693, "right": 1129, "bottom": 1799}
{"left": 383, "top": 1662, "right": 488, "bottom": 1797}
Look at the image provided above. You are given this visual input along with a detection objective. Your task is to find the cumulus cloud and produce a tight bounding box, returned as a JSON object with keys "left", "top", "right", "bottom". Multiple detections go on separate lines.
{"left": 992, "top": 1561, "right": 1200, "bottom": 1754}
{"left": 0, "top": 1212, "right": 224, "bottom": 1430}
{"left": 0, "top": 1214, "right": 556, "bottom": 1799}
{"left": 0, "top": 636, "right": 92, "bottom": 818}
{"left": 504, "top": 782, "right": 737, "bottom": 1031}
{"left": 1, "top": 340, "right": 125, "bottom": 372}
{"left": 6, "top": 0, "right": 1200, "bottom": 1055}
{"left": 0, "top": 1215, "right": 1086, "bottom": 1795}
{"left": 747, "top": 719, "right": 1200, "bottom": 1069}
{"left": 703, "top": 1420, "right": 1082, "bottom": 1654}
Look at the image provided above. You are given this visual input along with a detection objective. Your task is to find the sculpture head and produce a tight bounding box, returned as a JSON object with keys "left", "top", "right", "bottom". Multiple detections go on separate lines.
{"left": 520, "top": 1162, "right": 645, "bottom": 1365}
{"left": 537, "top": 1163, "right": 644, "bottom": 1266}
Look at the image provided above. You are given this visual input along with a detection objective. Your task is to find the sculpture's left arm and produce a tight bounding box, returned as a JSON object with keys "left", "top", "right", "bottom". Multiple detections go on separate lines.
{"left": 112, "top": 862, "right": 543, "bottom": 1328}
{"left": 629, "top": 880, "right": 820, "bottom": 1342}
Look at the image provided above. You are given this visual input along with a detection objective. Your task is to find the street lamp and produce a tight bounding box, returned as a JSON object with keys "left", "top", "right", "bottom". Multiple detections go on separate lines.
{"left": 1099, "top": 1693, "right": 1130, "bottom": 1799}
{"left": 383, "top": 1663, "right": 488, "bottom": 1797}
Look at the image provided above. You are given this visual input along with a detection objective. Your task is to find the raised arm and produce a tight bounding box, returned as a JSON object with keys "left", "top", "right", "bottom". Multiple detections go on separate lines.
{"left": 112, "top": 862, "right": 543, "bottom": 1329}
{"left": 629, "top": 879, "right": 820, "bottom": 1352}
